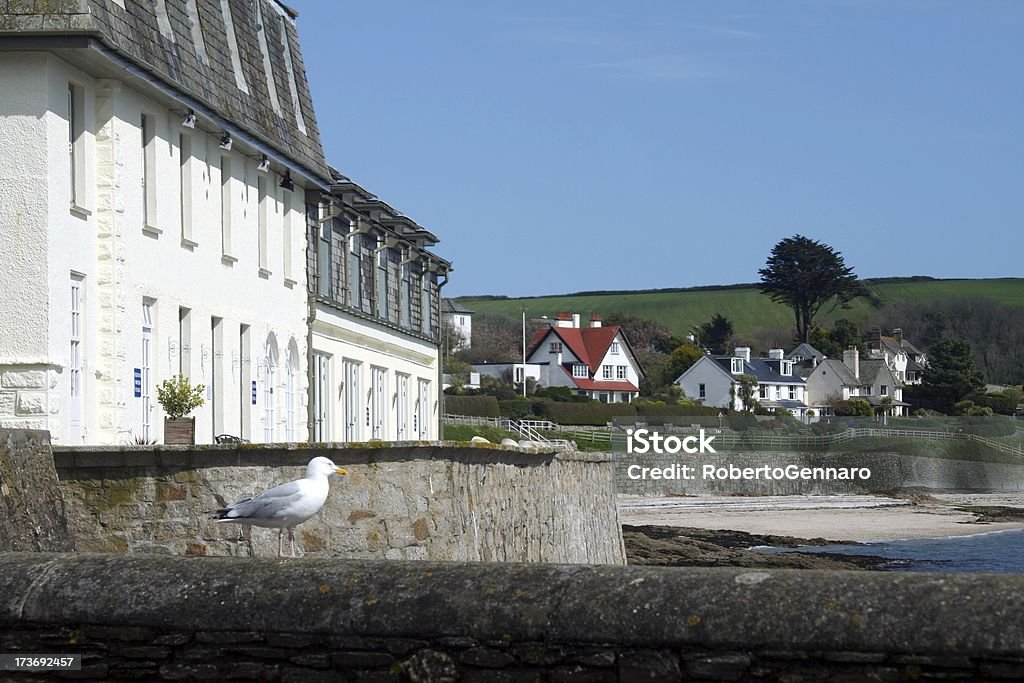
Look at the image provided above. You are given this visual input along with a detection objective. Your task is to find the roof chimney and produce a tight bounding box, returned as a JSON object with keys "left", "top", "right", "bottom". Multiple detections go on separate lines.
{"left": 894, "top": 327, "right": 903, "bottom": 345}
{"left": 843, "top": 347, "right": 860, "bottom": 381}
{"left": 572, "top": 313, "right": 581, "bottom": 329}
{"left": 870, "top": 326, "right": 882, "bottom": 351}
{"left": 590, "top": 313, "right": 602, "bottom": 328}
{"left": 735, "top": 347, "right": 751, "bottom": 363}
{"left": 555, "top": 312, "right": 572, "bottom": 328}
{"left": 768, "top": 348, "right": 784, "bottom": 360}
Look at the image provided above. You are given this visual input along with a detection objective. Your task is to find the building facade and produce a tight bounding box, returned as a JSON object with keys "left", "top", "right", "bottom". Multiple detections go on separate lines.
{"left": 675, "top": 347, "right": 810, "bottom": 418}
{"left": 0, "top": 1, "right": 448, "bottom": 445}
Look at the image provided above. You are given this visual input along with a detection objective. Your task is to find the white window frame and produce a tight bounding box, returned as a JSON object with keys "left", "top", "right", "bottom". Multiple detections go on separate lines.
{"left": 141, "top": 113, "right": 158, "bottom": 233}
{"left": 610, "top": 342, "right": 620, "bottom": 355}
{"left": 141, "top": 300, "right": 154, "bottom": 441}
{"left": 370, "top": 366, "right": 386, "bottom": 439}
{"left": 616, "top": 365, "right": 627, "bottom": 380}
{"left": 698, "top": 383, "right": 706, "bottom": 399}
{"left": 396, "top": 373, "right": 410, "bottom": 440}
{"left": 572, "top": 364, "right": 588, "bottom": 378}
{"left": 731, "top": 358, "right": 744, "bottom": 374}
{"left": 284, "top": 348, "right": 295, "bottom": 441}
{"left": 263, "top": 338, "right": 277, "bottom": 443}
{"left": 69, "top": 274, "right": 84, "bottom": 442}
{"left": 549, "top": 341, "right": 562, "bottom": 354}
{"left": 602, "top": 365, "right": 613, "bottom": 380}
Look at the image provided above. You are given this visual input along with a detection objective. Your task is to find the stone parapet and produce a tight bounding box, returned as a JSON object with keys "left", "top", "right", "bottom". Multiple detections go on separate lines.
{"left": 51, "top": 441, "right": 625, "bottom": 564}
{"left": 0, "top": 553, "right": 1021, "bottom": 681}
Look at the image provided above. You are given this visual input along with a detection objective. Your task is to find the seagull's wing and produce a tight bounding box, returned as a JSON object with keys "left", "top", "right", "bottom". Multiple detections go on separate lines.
{"left": 213, "top": 480, "right": 305, "bottom": 522}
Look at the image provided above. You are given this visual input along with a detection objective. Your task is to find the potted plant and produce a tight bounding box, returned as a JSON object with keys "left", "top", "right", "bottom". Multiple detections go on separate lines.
{"left": 157, "top": 374, "right": 205, "bottom": 444}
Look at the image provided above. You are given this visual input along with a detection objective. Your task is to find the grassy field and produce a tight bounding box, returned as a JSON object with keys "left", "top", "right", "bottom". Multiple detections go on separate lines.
{"left": 458, "top": 278, "right": 1024, "bottom": 337}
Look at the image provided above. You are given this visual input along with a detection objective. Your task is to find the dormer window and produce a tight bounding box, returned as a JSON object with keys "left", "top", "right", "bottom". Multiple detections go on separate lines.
{"left": 572, "top": 364, "right": 588, "bottom": 378}
{"left": 549, "top": 341, "right": 562, "bottom": 354}
{"left": 731, "top": 358, "right": 744, "bottom": 374}
{"left": 781, "top": 361, "right": 793, "bottom": 376}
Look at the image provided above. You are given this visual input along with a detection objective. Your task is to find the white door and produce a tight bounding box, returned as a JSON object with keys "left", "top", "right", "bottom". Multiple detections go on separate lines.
{"left": 285, "top": 351, "right": 295, "bottom": 442}
{"left": 311, "top": 352, "right": 329, "bottom": 441}
{"left": 370, "top": 366, "right": 386, "bottom": 439}
{"left": 343, "top": 360, "right": 360, "bottom": 442}
{"left": 68, "top": 275, "right": 84, "bottom": 442}
{"left": 416, "top": 378, "right": 430, "bottom": 439}
{"left": 141, "top": 301, "right": 153, "bottom": 441}
{"left": 396, "top": 373, "right": 409, "bottom": 440}
{"left": 263, "top": 339, "right": 277, "bottom": 443}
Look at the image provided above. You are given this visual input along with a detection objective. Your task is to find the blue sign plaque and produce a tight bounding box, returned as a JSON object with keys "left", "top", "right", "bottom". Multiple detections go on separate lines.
{"left": 133, "top": 368, "right": 142, "bottom": 398}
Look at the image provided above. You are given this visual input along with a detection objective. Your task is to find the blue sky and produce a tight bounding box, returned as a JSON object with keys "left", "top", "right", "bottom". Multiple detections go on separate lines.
{"left": 290, "top": 1, "right": 1023, "bottom": 297}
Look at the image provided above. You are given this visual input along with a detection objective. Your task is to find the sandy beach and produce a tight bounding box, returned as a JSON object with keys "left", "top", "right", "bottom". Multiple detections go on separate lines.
{"left": 618, "top": 493, "right": 1024, "bottom": 543}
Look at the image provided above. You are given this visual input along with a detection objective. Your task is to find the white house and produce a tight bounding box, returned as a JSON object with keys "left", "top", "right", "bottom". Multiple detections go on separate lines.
{"left": 0, "top": 1, "right": 449, "bottom": 445}
{"left": 805, "top": 348, "right": 909, "bottom": 416}
{"left": 441, "top": 299, "right": 473, "bottom": 350}
{"left": 526, "top": 313, "right": 643, "bottom": 403}
{"left": 868, "top": 327, "right": 927, "bottom": 385}
{"left": 675, "top": 347, "right": 810, "bottom": 418}
{"left": 307, "top": 172, "right": 450, "bottom": 442}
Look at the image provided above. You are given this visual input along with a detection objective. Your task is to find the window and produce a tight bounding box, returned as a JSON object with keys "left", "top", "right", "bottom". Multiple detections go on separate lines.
{"left": 616, "top": 366, "right": 627, "bottom": 380}
{"left": 573, "top": 364, "right": 588, "bottom": 378}
{"left": 602, "top": 365, "right": 613, "bottom": 379}
{"left": 514, "top": 366, "right": 525, "bottom": 384}
{"left": 782, "top": 361, "right": 793, "bottom": 376}
{"left": 178, "top": 307, "right": 191, "bottom": 375}
{"left": 789, "top": 385, "right": 797, "bottom": 400}
{"left": 220, "top": 156, "right": 233, "bottom": 258}
{"left": 68, "top": 274, "right": 84, "bottom": 442}
{"left": 67, "top": 84, "right": 87, "bottom": 212}
{"left": 370, "top": 366, "right": 386, "bottom": 439}
{"left": 141, "top": 114, "right": 157, "bottom": 233}
{"left": 263, "top": 337, "right": 278, "bottom": 442}
{"left": 731, "top": 358, "right": 744, "bottom": 374}
{"left": 282, "top": 191, "right": 294, "bottom": 283}
{"left": 610, "top": 342, "right": 620, "bottom": 355}
{"left": 880, "top": 385, "right": 888, "bottom": 396}
{"left": 760, "top": 385, "right": 770, "bottom": 400}
{"left": 179, "top": 134, "right": 194, "bottom": 244}
{"left": 549, "top": 341, "right": 562, "bottom": 354}
{"left": 698, "top": 383, "right": 706, "bottom": 399}
{"left": 257, "top": 176, "right": 269, "bottom": 273}
{"left": 141, "top": 300, "right": 155, "bottom": 441}
{"left": 396, "top": 373, "right": 410, "bottom": 440}
{"left": 317, "top": 223, "right": 332, "bottom": 298}
{"left": 376, "top": 243, "right": 388, "bottom": 320}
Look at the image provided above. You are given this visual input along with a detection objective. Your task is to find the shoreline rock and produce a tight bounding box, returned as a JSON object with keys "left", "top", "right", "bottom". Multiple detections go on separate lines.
{"left": 623, "top": 524, "right": 891, "bottom": 571}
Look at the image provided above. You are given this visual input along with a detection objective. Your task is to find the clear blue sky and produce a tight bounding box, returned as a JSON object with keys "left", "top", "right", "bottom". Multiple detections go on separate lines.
{"left": 290, "top": 1, "right": 1023, "bottom": 297}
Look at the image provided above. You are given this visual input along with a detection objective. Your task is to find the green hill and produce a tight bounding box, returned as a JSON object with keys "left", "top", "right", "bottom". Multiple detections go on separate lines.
{"left": 458, "top": 278, "right": 1024, "bottom": 337}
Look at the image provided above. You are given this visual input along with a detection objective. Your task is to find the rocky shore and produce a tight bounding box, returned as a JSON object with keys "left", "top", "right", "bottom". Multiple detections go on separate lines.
{"left": 623, "top": 524, "right": 890, "bottom": 570}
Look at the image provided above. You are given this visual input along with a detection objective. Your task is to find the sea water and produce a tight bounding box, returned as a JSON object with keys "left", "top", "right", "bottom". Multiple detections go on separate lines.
{"left": 758, "top": 528, "right": 1024, "bottom": 573}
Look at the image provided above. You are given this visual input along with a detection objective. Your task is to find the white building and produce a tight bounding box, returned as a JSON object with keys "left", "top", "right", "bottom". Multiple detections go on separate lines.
{"left": 675, "top": 347, "right": 810, "bottom": 418}
{"left": 306, "top": 172, "right": 450, "bottom": 442}
{"left": 805, "top": 348, "right": 909, "bottom": 417}
{"left": 441, "top": 299, "right": 473, "bottom": 350}
{"left": 0, "top": 1, "right": 448, "bottom": 445}
{"left": 493, "top": 313, "right": 643, "bottom": 403}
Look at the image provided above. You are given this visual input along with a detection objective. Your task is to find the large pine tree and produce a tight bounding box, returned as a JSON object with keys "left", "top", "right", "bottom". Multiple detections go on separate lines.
{"left": 759, "top": 235, "right": 865, "bottom": 343}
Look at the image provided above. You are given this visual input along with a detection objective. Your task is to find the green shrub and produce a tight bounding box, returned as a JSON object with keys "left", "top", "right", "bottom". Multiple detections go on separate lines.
{"left": 444, "top": 395, "right": 500, "bottom": 418}
{"left": 537, "top": 402, "right": 638, "bottom": 426}
{"left": 156, "top": 374, "right": 205, "bottom": 419}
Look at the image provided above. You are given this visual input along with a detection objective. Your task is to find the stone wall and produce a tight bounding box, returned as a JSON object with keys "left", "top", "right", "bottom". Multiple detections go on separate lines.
{"left": 51, "top": 442, "right": 625, "bottom": 565}
{"left": 1, "top": 553, "right": 1022, "bottom": 681}
{"left": 0, "top": 430, "right": 74, "bottom": 552}
{"left": 617, "top": 449, "right": 1024, "bottom": 496}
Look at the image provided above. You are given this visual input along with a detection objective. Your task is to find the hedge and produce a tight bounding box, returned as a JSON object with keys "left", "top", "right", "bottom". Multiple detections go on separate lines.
{"left": 444, "top": 395, "right": 500, "bottom": 418}
{"left": 536, "top": 402, "right": 637, "bottom": 426}
{"left": 634, "top": 403, "right": 722, "bottom": 417}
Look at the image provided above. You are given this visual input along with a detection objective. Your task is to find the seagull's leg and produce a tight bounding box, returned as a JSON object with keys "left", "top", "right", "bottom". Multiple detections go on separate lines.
{"left": 278, "top": 528, "right": 285, "bottom": 558}
{"left": 289, "top": 527, "right": 297, "bottom": 558}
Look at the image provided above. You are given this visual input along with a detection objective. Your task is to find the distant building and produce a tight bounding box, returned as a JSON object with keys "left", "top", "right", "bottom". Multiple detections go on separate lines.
{"left": 441, "top": 299, "right": 474, "bottom": 350}
{"left": 474, "top": 313, "right": 644, "bottom": 403}
{"left": 805, "top": 348, "right": 909, "bottom": 416}
{"left": 868, "top": 326, "right": 928, "bottom": 384}
{"left": 675, "top": 347, "right": 810, "bottom": 419}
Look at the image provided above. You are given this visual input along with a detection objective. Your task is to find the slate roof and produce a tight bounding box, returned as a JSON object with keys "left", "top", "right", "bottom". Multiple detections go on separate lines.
{"left": 787, "top": 343, "right": 826, "bottom": 363}
{"left": 711, "top": 357, "right": 805, "bottom": 385}
{"left": 0, "top": 0, "right": 328, "bottom": 181}
{"left": 442, "top": 299, "right": 473, "bottom": 315}
{"left": 812, "top": 359, "right": 858, "bottom": 386}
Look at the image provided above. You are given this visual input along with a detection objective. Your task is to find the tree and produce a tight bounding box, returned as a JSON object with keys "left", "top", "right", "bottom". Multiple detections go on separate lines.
{"left": 918, "top": 338, "right": 985, "bottom": 412}
{"left": 665, "top": 342, "right": 705, "bottom": 384}
{"left": 603, "top": 313, "right": 672, "bottom": 353}
{"left": 693, "top": 313, "right": 734, "bottom": 354}
{"left": 759, "top": 235, "right": 865, "bottom": 343}
{"left": 736, "top": 373, "right": 759, "bottom": 412}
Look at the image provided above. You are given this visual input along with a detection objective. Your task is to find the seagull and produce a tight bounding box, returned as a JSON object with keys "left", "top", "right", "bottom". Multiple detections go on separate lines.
{"left": 211, "top": 456, "right": 348, "bottom": 558}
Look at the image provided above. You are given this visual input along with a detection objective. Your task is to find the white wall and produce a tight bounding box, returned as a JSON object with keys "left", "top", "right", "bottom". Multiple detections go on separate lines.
{"left": 312, "top": 306, "right": 440, "bottom": 442}
{"left": 1, "top": 53, "right": 308, "bottom": 444}
{"left": 676, "top": 357, "right": 737, "bottom": 410}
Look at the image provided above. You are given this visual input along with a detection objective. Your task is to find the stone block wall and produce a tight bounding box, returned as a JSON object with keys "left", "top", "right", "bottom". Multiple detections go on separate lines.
{"left": 1, "top": 554, "right": 1022, "bottom": 681}
{"left": 616, "top": 449, "right": 1024, "bottom": 496}
{"left": 0, "top": 430, "right": 74, "bottom": 551}
{"left": 0, "top": 367, "right": 58, "bottom": 435}
{"left": 51, "top": 442, "right": 626, "bottom": 565}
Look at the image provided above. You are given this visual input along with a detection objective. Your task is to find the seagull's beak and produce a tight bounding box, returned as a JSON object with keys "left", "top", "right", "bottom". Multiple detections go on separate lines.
{"left": 335, "top": 467, "right": 348, "bottom": 476}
